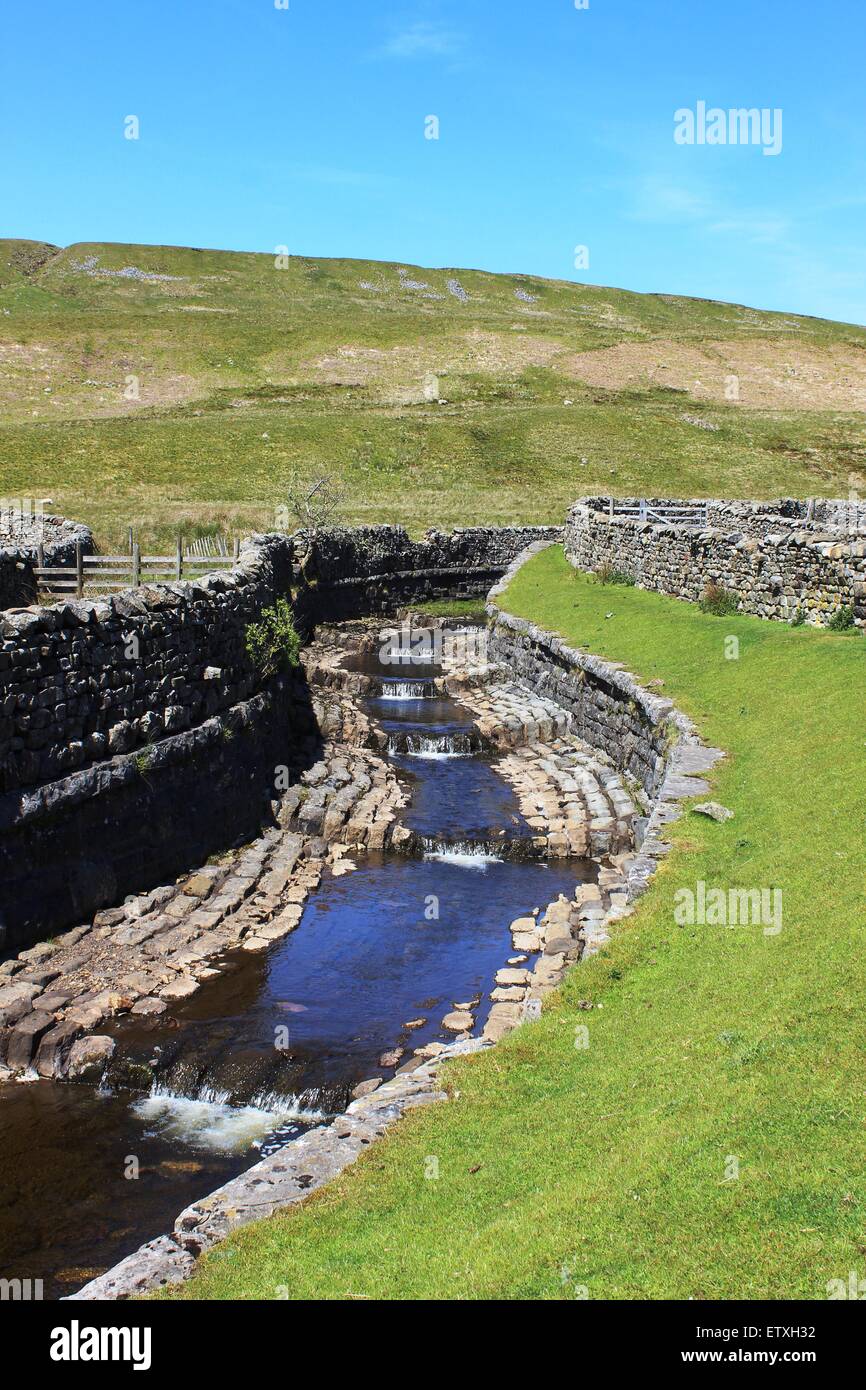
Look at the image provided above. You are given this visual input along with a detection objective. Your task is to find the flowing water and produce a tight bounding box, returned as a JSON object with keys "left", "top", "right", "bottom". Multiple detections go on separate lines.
{"left": 0, "top": 638, "right": 593, "bottom": 1298}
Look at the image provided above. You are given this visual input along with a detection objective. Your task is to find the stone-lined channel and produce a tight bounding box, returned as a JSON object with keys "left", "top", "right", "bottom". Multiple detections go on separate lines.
{"left": 0, "top": 639, "right": 592, "bottom": 1299}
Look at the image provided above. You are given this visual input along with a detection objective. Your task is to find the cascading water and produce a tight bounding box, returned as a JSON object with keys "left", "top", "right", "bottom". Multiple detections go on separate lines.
{"left": 0, "top": 625, "right": 595, "bottom": 1299}
{"left": 386, "top": 730, "right": 483, "bottom": 759}
{"left": 420, "top": 837, "right": 505, "bottom": 868}
{"left": 377, "top": 677, "right": 436, "bottom": 700}
{"left": 132, "top": 1082, "right": 329, "bottom": 1154}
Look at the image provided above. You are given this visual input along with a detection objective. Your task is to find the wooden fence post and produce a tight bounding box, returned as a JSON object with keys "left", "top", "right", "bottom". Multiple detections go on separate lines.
{"left": 233, "top": 537, "right": 240, "bottom": 563}
{"left": 132, "top": 543, "right": 140, "bottom": 588}
{"left": 176, "top": 536, "right": 183, "bottom": 580}
{"left": 75, "top": 543, "right": 83, "bottom": 599}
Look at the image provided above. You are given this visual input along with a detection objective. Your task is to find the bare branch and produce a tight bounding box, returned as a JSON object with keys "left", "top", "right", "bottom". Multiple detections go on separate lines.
{"left": 284, "top": 474, "right": 346, "bottom": 534}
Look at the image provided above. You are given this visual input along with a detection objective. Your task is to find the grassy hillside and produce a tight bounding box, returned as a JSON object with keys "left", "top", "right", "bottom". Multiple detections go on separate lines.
{"left": 1, "top": 239, "right": 865, "bottom": 548}
{"left": 165, "top": 551, "right": 866, "bottom": 1301}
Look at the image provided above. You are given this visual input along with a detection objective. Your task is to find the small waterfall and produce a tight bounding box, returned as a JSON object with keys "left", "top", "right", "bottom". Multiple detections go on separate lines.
{"left": 387, "top": 730, "right": 481, "bottom": 759}
{"left": 377, "top": 677, "right": 436, "bottom": 700}
{"left": 132, "top": 1079, "right": 331, "bottom": 1153}
{"left": 420, "top": 835, "right": 504, "bottom": 869}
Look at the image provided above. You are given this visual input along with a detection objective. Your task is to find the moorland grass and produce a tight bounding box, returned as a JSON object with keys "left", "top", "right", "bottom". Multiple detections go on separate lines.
{"left": 163, "top": 549, "right": 866, "bottom": 1301}
{"left": 2, "top": 240, "right": 865, "bottom": 550}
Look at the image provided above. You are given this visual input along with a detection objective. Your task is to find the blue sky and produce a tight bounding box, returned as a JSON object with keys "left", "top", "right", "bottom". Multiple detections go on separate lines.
{"left": 3, "top": 0, "right": 865, "bottom": 323}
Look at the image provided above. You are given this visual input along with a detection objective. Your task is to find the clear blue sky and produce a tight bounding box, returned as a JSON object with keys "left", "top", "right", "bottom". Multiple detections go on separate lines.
{"left": 3, "top": 0, "right": 865, "bottom": 323}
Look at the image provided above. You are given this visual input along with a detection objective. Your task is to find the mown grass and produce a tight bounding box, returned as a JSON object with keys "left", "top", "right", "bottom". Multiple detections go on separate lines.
{"left": 164, "top": 549, "right": 866, "bottom": 1301}
{"left": 2, "top": 240, "right": 865, "bottom": 550}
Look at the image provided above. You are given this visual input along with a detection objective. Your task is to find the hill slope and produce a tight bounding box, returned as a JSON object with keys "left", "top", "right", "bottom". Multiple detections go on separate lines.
{"left": 1, "top": 239, "right": 864, "bottom": 549}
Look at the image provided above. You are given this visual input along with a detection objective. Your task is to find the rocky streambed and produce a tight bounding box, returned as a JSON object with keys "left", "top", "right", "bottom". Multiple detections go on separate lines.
{"left": 0, "top": 619, "right": 645, "bottom": 1299}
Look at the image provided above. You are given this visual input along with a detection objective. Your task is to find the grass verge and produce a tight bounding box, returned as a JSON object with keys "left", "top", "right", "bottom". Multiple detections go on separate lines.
{"left": 163, "top": 547, "right": 866, "bottom": 1300}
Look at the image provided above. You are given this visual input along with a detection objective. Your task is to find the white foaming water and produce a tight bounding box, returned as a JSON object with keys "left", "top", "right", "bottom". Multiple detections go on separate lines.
{"left": 388, "top": 738, "right": 471, "bottom": 761}
{"left": 387, "top": 732, "right": 479, "bottom": 759}
{"left": 132, "top": 1083, "right": 327, "bottom": 1154}
{"left": 378, "top": 680, "right": 434, "bottom": 700}
{"left": 407, "top": 749, "right": 471, "bottom": 761}
{"left": 422, "top": 839, "right": 503, "bottom": 870}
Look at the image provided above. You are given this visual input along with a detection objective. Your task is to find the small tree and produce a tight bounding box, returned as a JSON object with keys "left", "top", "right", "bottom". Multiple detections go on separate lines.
{"left": 245, "top": 599, "right": 301, "bottom": 677}
{"left": 827, "top": 605, "right": 856, "bottom": 633}
{"left": 283, "top": 474, "right": 345, "bottom": 533}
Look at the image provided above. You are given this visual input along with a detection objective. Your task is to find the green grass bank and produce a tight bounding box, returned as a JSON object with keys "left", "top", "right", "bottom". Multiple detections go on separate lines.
{"left": 163, "top": 548, "right": 864, "bottom": 1299}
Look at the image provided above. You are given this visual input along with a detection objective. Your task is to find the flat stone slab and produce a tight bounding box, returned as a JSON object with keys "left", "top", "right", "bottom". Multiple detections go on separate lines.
{"left": 442, "top": 1010, "right": 474, "bottom": 1033}
{"left": 160, "top": 976, "right": 198, "bottom": 1001}
{"left": 131, "top": 997, "right": 167, "bottom": 1016}
{"left": 495, "top": 967, "right": 531, "bottom": 986}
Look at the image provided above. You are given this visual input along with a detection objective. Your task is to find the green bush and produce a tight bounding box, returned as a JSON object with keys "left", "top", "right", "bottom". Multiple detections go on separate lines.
{"left": 245, "top": 598, "right": 301, "bottom": 676}
{"left": 827, "top": 605, "right": 859, "bottom": 633}
{"left": 699, "top": 581, "right": 740, "bottom": 617}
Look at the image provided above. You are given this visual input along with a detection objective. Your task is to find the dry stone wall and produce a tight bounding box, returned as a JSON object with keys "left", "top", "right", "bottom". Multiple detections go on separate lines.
{"left": 1, "top": 526, "right": 559, "bottom": 795}
{"left": 291, "top": 525, "right": 562, "bottom": 626}
{"left": 0, "top": 535, "right": 293, "bottom": 795}
{"left": 565, "top": 498, "right": 866, "bottom": 627}
{"left": 0, "top": 512, "right": 94, "bottom": 609}
{"left": 0, "top": 551, "right": 36, "bottom": 610}
{"left": 486, "top": 540, "right": 724, "bottom": 906}
{"left": 0, "top": 523, "right": 559, "bottom": 948}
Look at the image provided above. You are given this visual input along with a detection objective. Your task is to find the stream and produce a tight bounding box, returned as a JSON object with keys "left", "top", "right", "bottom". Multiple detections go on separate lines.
{"left": 0, "top": 641, "right": 593, "bottom": 1298}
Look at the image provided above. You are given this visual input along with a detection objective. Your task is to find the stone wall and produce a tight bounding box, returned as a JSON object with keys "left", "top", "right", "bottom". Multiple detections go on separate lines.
{"left": 0, "top": 551, "right": 36, "bottom": 610}
{"left": 0, "top": 678, "right": 319, "bottom": 954}
{"left": 0, "top": 523, "right": 559, "bottom": 948}
{"left": 487, "top": 548, "right": 686, "bottom": 803}
{"left": 486, "top": 539, "right": 724, "bottom": 897}
{"left": 0, "top": 512, "right": 94, "bottom": 609}
{"left": 0, "top": 525, "right": 559, "bottom": 795}
{"left": 565, "top": 498, "right": 866, "bottom": 627}
{"left": 0, "top": 535, "right": 294, "bottom": 794}
{"left": 291, "top": 525, "right": 562, "bottom": 627}
{"left": 0, "top": 508, "right": 94, "bottom": 562}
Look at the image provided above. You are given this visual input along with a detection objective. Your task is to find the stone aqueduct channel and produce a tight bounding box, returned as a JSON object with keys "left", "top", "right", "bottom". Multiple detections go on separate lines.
{"left": 0, "top": 527, "right": 723, "bottom": 1300}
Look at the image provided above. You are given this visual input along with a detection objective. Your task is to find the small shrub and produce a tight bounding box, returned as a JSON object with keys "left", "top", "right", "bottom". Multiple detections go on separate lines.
{"left": 593, "top": 561, "right": 635, "bottom": 587}
{"left": 827, "top": 605, "right": 856, "bottom": 633}
{"left": 789, "top": 609, "right": 806, "bottom": 627}
{"left": 699, "top": 581, "right": 739, "bottom": 617}
{"left": 245, "top": 598, "right": 301, "bottom": 677}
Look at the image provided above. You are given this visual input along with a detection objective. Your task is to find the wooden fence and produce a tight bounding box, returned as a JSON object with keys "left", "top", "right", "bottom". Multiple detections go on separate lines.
{"left": 34, "top": 539, "right": 241, "bottom": 599}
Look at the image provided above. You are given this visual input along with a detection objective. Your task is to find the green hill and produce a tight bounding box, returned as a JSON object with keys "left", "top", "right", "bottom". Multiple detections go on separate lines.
{"left": 1, "top": 239, "right": 864, "bottom": 549}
